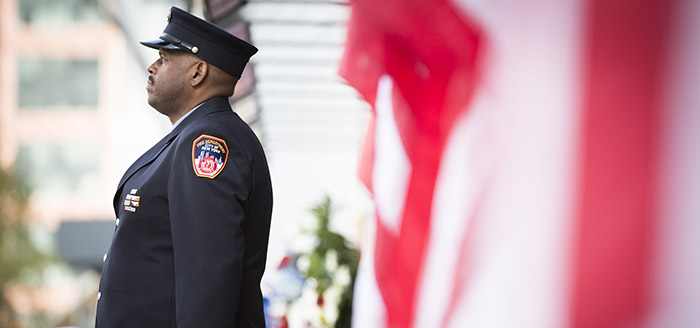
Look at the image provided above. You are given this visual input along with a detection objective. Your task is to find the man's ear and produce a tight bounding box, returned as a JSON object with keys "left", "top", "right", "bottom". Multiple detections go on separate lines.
{"left": 190, "top": 61, "right": 208, "bottom": 87}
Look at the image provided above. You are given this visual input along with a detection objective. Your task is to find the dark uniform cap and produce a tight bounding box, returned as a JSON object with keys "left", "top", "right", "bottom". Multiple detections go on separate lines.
{"left": 140, "top": 6, "right": 258, "bottom": 79}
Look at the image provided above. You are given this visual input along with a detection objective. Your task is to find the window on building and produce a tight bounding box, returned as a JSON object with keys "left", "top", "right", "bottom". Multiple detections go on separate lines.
{"left": 18, "top": 0, "right": 102, "bottom": 25}
{"left": 18, "top": 58, "right": 99, "bottom": 108}
{"left": 16, "top": 142, "right": 99, "bottom": 198}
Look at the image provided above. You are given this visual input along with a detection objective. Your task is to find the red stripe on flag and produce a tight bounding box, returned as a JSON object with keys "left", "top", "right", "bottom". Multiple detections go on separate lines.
{"left": 340, "top": 0, "right": 484, "bottom": 325}
{"left": 571, "top": 0, "right": 674, "bottom": 326}
{"left": 372, "top": 85, "right": 443, "bottom": 327}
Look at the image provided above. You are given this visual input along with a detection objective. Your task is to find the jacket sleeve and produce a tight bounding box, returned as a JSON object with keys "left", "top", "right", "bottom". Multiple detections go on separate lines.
{"left": 167, "top": 127, "right": 252, "bottom": 327}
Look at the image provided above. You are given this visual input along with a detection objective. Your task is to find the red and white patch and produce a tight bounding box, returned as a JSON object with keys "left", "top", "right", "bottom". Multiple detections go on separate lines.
{"left": 192, "top": 135, "right": 228, "bottom": 179}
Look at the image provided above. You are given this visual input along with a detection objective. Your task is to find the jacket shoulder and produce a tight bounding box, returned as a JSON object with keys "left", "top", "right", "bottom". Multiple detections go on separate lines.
{"left": 174, "top": 112, "right": 259, "bottom": 176}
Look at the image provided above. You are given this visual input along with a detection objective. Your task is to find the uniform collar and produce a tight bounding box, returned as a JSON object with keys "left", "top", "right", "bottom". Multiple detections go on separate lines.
{"left": 172, "top": 102, "right": 205, "bottom": 130}
{"left": 168, "top": 96, "right": 232, "bottom": 137}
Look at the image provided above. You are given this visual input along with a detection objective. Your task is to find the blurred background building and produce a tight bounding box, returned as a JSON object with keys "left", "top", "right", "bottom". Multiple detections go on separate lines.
{"left": 0, "top": 0, "right": 370, "bottom": 326}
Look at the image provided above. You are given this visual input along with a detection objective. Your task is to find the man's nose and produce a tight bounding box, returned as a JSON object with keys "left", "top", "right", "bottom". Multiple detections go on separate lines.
{"left": 147, "top": 61, "right": 158, "bottom": 75}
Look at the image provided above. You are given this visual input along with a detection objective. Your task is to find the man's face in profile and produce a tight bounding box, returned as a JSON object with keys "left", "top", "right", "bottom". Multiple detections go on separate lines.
{"left": 145, "top": 48, "right": 197, "bottom": 115}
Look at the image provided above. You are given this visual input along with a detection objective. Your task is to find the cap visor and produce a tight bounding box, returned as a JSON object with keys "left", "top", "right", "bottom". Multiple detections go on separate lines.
{"left": 140, "top": 38, "right": 181, "bottom": 50}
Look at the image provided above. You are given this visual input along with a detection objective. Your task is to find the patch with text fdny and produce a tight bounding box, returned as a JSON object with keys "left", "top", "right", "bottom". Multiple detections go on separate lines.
{"left": 192, "top": 135, "right": 228, "bottom": 178}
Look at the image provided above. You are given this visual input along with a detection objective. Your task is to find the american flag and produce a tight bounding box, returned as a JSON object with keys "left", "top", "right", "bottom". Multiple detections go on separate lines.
{"left": 339, "top": 0, "right": 700, "bottom": 327}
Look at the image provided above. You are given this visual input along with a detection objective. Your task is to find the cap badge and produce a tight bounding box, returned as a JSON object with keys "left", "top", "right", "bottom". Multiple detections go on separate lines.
{"left": 160, "top": 33, "right": 198, "bottom": 54}
{"left": 167, "top": 8, "right": 172, "bottom": 22}
{"left": 192, "top": 135, "right": 228, "bottom": 179}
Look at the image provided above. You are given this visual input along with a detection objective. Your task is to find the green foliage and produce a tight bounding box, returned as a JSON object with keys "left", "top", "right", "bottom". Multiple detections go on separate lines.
{"left": 0, "top": 166, "right": 52, "bottom": 327}
{"left": 301, "top": 196, "right": 360, "bottom": 328}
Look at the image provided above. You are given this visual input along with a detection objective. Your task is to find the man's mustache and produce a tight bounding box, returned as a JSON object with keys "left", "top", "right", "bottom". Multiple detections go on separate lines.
{"left": 148, "top": 75, "right": 155, "bottom": 85}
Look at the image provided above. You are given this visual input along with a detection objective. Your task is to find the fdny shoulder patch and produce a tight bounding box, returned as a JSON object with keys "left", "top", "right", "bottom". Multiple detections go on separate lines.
{"left": 192, "top": 135, "right": 228, "bottom": 179}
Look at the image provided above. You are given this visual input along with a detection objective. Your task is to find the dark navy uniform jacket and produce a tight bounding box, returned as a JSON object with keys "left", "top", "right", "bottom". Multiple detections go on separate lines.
{"left": 95, "top": 96, "right": 273, "bottom": 327}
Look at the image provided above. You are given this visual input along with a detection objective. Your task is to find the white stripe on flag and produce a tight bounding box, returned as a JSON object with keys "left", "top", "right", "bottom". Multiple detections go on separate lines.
{"left": 351, "top": 217, "right": 386, "bottom": 327}
{"left": 372, "top": 75, "right": 411, "bottom": 236}
{"left": 446, "top": 0, "right": 583, "bottom": 326}
{"left": 414, "top": 84, "right": 495, "bottom": 328}
{"left": 649, "top": 0, "right": 700, "bottom": 326}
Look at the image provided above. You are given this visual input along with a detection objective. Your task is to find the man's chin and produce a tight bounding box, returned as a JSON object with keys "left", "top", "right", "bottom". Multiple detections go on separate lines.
{"left": 147, "top": 97, "right": 166, "bottom": 115}
{"left": 146, "top": 96, "right": 156, "bottom": 109}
